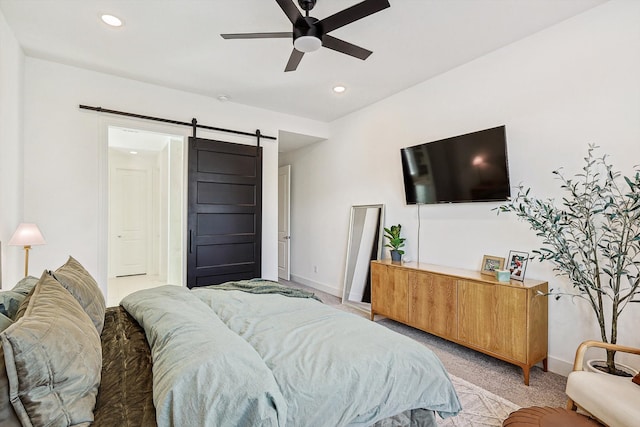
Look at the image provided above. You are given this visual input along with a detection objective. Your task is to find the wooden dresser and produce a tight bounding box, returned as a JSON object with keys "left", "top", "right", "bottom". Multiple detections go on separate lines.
{"left": 371, "top": 260, "right": 548, "bottom": 385}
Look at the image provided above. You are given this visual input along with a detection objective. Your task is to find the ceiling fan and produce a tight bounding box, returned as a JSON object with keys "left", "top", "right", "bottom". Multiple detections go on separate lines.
{"left": 221, "top": 0, "right": 390, "bottom": 72}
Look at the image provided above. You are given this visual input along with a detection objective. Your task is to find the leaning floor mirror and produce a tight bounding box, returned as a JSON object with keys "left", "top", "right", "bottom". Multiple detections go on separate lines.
{"left": 342, "top": 204, "right": 384, "bottom": 313}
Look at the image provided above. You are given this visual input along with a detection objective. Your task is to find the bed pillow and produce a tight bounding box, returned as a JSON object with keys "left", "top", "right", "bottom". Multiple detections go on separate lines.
{"left": 0, "top": 276, "right": 39, "bottom": 320}
{"left": 0, "top": 315, "right": 12, "bottom": 334}
{"left": 0, "top": 347, "right": 21, "bottom": 427}
{"left": 10, "top": 276, "right": 39, "bottom": 296}
{"left": 52, "top": 256, "right": 106, "bottom": 334}
{"left": 0, "top": 273, "right": 102, "bottom": 426}
{"left": 0, "top": 292, "right": 24, "bottom": 320}
{"left": 0, "top": 281, "right": 36, "bottom": 426}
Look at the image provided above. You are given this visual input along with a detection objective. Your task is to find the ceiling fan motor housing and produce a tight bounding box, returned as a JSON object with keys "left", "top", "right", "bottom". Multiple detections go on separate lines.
{"left": 294, "top": 16, "right": 322, "bottom": 39}
{"left": 293, "top": 16, "right": 323, "bottom": 51}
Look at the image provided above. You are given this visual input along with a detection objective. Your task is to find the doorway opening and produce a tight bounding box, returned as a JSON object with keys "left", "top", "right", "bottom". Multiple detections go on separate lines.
{"left": 107, "top": 125, "right": 184, "bottom": 306}
{"left": 278, "top": 164, "right": 291, "bottom": 280}
{"left": 277, "top": 130, "right": 326, "bottom": 285}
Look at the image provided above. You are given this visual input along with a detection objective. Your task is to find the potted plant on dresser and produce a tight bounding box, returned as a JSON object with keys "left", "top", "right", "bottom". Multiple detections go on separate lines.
{"left": 384, "top": 224, "right": 405, "bottom": 263}
{"left": 497, "top": 145, "right": 640, "bottom": 375}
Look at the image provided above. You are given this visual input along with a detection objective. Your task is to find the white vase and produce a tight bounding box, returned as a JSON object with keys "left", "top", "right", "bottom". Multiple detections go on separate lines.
{"left": 586, "top": 359, "right": 638, "bottom": 377}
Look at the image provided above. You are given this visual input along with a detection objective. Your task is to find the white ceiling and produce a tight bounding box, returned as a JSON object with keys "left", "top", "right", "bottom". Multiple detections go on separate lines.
{"left": 0, "top": 0, "right": 606, "bottom": 123}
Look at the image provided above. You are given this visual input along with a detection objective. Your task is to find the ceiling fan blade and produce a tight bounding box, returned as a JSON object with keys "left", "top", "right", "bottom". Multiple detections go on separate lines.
{"left": 322, "top": 35, "right": 372, "bottom": 60}
{"left": 318, "top": 0, "right": 390, "bottom": 34}
{"left": 275, "top": 0, "right": 305, "bottom": 26}
{"left": 285, "top": 49, "right": 304, "bottom": 72}
{"left": 221, "top": 32, "right": 293, "bottom": 39}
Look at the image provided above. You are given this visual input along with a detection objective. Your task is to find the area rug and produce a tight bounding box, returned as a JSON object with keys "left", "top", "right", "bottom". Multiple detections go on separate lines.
{"left": 439, "top": 375, "right": 520, "bottom": 426}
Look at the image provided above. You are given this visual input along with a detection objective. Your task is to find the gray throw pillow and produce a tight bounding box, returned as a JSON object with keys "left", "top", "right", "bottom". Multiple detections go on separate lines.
{"left": 1, "top": 273, "right": 102, "bottom": 426}
{"left": 52, "top": 256, "right": 106, "bottom": 334}
{"left": 0, "top": 315, "right": 12, "bottom": 334}
{"left": 10, "top": 276, "right": 39, "bottom": 296}
{"left": 0, "top": 276, "right": 38, "bottom": 320}
{"left": 0, "top": 347, "right": 21, "bottom": 427}
{"left": 0, "top": 292, "right": 25, "bottom": 320}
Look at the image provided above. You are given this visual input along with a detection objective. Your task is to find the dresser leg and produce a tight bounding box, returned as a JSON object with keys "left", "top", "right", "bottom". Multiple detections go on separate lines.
{"left": 543, "top": 357, "right": 548, "bottom": 372}
{"left": 522, "top": 366, "right": 530, "bottom": 386}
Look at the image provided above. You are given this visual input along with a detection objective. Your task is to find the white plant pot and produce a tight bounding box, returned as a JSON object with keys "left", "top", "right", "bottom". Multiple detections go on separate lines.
{"left": 586, "top": 359, "right": 638, "bottom": 376}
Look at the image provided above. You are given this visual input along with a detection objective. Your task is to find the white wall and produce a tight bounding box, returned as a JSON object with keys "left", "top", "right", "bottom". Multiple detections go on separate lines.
{"left": 282, "top": 0, "right": 640, "bottom": 374}
{"left": 20, "top": 57, "right": 329, "bottom": 295}
{"left": 0, "top": 9, "right": 24, "bottom": 288}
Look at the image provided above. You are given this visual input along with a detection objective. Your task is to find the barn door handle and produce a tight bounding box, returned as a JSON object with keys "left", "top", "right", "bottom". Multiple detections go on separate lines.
{"left": 189, "top": 230, "right": 193, "bottom": 254}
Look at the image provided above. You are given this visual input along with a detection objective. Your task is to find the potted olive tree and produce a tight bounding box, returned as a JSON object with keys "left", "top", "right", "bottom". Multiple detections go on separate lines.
{"left": 497, "top": 145, "right": 640, "bottom": 375}
{"left": 384, "top": 224, "right": 405, "bottom": 263}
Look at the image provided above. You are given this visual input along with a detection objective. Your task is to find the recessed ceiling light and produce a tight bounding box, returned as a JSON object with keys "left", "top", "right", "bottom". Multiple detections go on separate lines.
{"left": 333, "top": 85, "right": 346, "bottom": 94}
{"left": 129, "top": 151, "right": 138, "bottom": 155}
{"left": 101, "top": 14, "right": 123, "bottom": 27}
{"left": 217, "top": 94, "right": 231, "bottom": 102}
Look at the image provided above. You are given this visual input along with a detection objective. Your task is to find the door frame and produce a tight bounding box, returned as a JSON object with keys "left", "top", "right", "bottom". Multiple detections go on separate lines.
{"left": 99, "top": 118, "right": 187, "bottom": 293}
{"left": 98, "top": 118, "right": 279, "bottom": 292}
{"left": 278, "top": 165, "right": 291, "bottom": 280}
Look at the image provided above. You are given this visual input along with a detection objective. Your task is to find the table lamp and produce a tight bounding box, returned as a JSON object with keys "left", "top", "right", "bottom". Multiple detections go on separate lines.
{"left": 9, "top": 223, "right": 46, "bottom": 277}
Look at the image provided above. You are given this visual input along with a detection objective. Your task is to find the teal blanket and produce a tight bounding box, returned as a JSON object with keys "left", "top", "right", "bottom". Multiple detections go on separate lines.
{"left": 122, "top": 284, "right": 461, "bottom": 427}
{"left": 121, "top": 286, "right": 287, "bottom": 426}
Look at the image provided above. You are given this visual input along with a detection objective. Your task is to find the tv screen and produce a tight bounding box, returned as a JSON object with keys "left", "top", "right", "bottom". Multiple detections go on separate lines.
{"left": 401, "top": 125, "right": 511, "bottom": 204}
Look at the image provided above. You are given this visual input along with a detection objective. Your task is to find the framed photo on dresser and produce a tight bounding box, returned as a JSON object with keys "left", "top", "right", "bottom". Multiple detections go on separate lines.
{"left": 481, "top": 255, "right": 505, "bottom": 275}
{"left": 508, "top": 251, "right": 529, "bottom": 281}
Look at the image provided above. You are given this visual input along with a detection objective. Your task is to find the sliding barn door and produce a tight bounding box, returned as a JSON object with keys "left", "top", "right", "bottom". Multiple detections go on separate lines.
{"left": 187, "top": 137, "right": 262, "bottom": 288}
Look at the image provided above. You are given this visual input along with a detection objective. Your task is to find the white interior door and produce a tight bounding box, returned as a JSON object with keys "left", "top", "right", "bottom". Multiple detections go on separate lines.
{"left": 112, "top": 167, "right": 148, "bottom": 276}
{"left": 278, "top": 165, "right": 291, "bottom": 280}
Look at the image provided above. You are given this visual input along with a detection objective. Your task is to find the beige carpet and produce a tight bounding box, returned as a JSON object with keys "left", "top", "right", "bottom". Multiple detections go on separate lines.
{"left": 439, "top": 375, "right": 519, "bottom": 426}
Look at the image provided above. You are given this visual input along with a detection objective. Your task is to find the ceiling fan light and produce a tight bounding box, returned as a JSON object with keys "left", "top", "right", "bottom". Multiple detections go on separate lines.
{"left": 294, "top": 36, "right": 322, "bottom": 53}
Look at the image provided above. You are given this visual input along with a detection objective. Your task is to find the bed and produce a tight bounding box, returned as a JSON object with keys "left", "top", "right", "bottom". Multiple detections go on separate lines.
{"left": 0, "top": 256, "right": 461, "bottom": 427}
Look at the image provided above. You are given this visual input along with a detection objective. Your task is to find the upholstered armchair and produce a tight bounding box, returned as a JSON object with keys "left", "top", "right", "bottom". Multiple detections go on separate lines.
{"left": 566, "top": 340, "right": 640, "bottom": 427}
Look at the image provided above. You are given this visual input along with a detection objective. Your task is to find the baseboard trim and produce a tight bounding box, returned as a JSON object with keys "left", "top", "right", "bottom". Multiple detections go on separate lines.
{"left": 289, "top": 274, "right": 341, "bottom": 298}
{"left": 547, "top": 356, "right": 572, "bottom": 377}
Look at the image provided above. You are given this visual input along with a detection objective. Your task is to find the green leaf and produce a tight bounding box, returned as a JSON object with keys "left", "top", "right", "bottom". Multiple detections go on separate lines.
{"left": 498, "top": 145, "right": 640, "bottom": 355}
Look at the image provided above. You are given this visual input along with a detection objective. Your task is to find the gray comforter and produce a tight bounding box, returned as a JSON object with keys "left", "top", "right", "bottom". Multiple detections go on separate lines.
{"left": 121, "top": 284, "right": 460, "bottom": 427}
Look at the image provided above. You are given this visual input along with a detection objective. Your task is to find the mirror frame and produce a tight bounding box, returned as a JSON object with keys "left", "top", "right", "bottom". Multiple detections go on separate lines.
{"left": 341, "top": 204, "right": 385, "bottom": 313}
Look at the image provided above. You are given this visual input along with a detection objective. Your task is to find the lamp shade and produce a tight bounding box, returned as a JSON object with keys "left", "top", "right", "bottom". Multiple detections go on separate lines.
{"left": 8, "top": 223, "right": 46, "bottom": 246}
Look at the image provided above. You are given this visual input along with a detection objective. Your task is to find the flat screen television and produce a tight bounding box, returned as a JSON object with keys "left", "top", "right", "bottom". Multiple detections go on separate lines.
{"left": 401, "top": 125, "right": 511, "bottom": 204}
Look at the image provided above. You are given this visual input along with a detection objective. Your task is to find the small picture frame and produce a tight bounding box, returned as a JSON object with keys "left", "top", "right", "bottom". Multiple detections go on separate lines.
{"left": 481, "top": 255, "right": 505, "bottom": 275}
{"left": 507, "top": 250, "right": 529, "bottom": 281}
